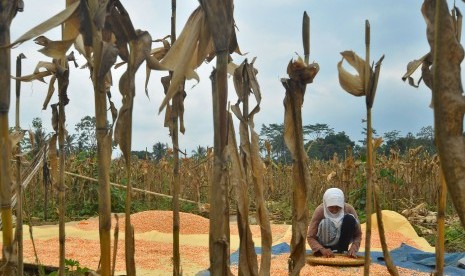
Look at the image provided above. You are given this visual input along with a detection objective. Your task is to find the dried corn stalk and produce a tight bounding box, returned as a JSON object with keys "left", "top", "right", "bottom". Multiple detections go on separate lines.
{"left": 0, "top": 2, "right": 23, "bottom": 273}
{"left": 227, "top": 112, "right": 258, "bottom": 276}
{"left": 337, "top": 21, "right": 389, "bottom": 276}
{"left": 198, "top": 0, "right": 238, "bottom": 274}
{"left": 422, "top": 0, "right": 465, "bottom": 229}
{"left": 283, "top": 62, "right": 318, "bottom": 274}
{"left": 231, "top": 58, "right": 272, "bottom": 275}
{"left": 282, "top": 12, "right": 318, "bottom": 276}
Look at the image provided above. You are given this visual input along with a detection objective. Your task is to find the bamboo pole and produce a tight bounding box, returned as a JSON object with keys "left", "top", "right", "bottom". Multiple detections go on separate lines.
{"left": 363, "top": 20, "right": 373, "bottom": 276}
{"left": 435, "top": 168, "right": 447, "bottom": 276}
{"left": 15, "top": 52, "right": 26, "bottom": 276}
{"left": 0, "top": 1, "right": 16, "bottom": 273}
{"left": 64, "top": 171, "right": 197, "bottom": 204}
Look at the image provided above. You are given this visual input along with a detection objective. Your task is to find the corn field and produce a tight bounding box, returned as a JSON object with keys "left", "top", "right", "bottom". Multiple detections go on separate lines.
{"left": 1, "top": 0, "right": 464, "bottom": 275}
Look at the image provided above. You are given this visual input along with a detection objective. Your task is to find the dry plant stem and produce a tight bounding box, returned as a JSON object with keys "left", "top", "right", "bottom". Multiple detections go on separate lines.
{"left": 282, "top": 79, "right": 309, "bottom": 276}
{"left": 435, "top": 168, "right": 447, "bottom": 276}
{"left": 92, "top": 36, "right": 112, "bottom": 276}
{"left": 171, "top": 92, "right": 182, "bottom": 276}
{"left": 57, "top": 59, "right": 69, "bottom": 276}
{"left": 111, "top": 215, "right": 119, "bottom": 276}
{"left": 237, "top": 80, "right": 259, "bottom": 276}
{"left": 210, "top": 53, "right": 231, "bottom": 275}
{"left": 364, "top": 108, "right": 373, "bottom": 276}
{"left": 15, "top": 53, "right": 24, "bottom": 276}
{"left": 0, "top": 2, "right": 14, "bottom": 273}
{"left": 374, "top": 184, "right": 399, "bottom": 276}
{"left": 170, "top": 1, "right": 181, "bottom": 274}
{"left": 425, "top": 0, "right": 465, "bottom": 228}
{"left": 363, "top": 20, "right": 372, "bottom": 276}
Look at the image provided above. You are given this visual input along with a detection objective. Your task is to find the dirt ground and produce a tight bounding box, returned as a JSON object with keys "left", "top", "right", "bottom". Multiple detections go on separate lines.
{"left": 2, "top": 210, "right": 434, "bottom": 275}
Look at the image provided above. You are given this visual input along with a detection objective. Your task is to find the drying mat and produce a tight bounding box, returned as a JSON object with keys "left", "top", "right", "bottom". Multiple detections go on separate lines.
{"left": 306, "top": 253, "right": 367, "bottom": 266}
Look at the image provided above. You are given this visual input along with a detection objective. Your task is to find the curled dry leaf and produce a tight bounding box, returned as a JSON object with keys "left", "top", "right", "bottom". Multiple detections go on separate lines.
{"left": 34, "top": 35, "right": 75, "bottom": 59}
{"left": 337, "top": 50, "right": 367, "bottom": 96}
{"left": 287, "top": 57, "right": 319, "bottom": 84}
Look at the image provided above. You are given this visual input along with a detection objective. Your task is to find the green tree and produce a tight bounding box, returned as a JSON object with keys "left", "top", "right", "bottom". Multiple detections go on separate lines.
{"left": 191, "top": 145, "right": 207, "bottom": 161}
{"left": 260, "top": 123, "right": 291, "bottom": 164}
{"left": 307, "top": 131, "right": 355, "bottom": 160}
{"left": 75, "top": 116, "right": 97, "bottom": 154}
{"left": 152, "top": 142, "right": 168, "bottom": 162}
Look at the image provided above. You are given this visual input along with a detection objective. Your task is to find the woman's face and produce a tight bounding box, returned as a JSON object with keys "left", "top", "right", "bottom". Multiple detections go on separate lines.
{"left": 328, "top": 205, "right": 342, "bottom": 214}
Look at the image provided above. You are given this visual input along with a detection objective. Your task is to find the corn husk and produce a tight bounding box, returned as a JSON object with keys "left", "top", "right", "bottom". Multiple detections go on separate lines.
{"left": 337, "top": 51, "right": 367, "bottom": 96}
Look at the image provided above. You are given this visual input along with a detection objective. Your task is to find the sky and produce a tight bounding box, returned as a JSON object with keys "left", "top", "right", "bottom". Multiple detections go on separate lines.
{"left": 8, "top": 0, "right": 448, "bottom": 156}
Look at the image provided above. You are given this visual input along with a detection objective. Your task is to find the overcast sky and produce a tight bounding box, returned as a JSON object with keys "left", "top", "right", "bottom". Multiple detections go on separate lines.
{"left": 9, "top": 1, "right": 449, "bottom": 156}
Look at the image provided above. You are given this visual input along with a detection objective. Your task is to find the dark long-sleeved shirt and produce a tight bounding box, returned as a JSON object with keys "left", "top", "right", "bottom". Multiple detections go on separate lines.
{"left": 307, "top": 203, "right": 362, "bottom": 253}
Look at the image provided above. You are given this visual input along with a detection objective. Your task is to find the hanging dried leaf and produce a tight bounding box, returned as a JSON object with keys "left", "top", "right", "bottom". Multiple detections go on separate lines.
{"left": 97, "top": 41, "right": 118, "bottom": 85}
{"left": 8, "top": 1, "right": 80, "bottom": 48}
{"left": 337, "top": 50, "right": 367, "bottom": 96}
{"left": 366, "top": 55, "right": 385, "bottom": 109}
{"left": 12, "top": 70, "right": 51, "bottom": 83}
{"left": 158, "top": 5, "right": 241, "bottom": 113}
{"left": 115, "top": 30, "right": 155, "bottom": 162}
{"left": 145, "top": 38, "right": 171, "bottom": 96}
{"left": 282, "top": 77, "right": 311, "bottom": 275}
{"left": 51, "top": 103, "right": 59, "bottom": 132}
{"left": 249, "top": 121, "right": 272, "bottom": 275}
{"left": 401, "top": 53, "right": 429, "bottom": 82}
{"left": 226, "top": 112, "right": 258, "bottom": 276}
{"left": 42, "top": 75, "right": 57, "bottom": 110}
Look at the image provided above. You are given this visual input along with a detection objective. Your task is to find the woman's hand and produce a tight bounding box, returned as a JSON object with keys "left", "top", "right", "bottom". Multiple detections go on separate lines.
{"left": 319, "top": 248, "right": 334, "bottom": 258}
{"left": 347, "top": 247, "right": 357, "bottom": 258}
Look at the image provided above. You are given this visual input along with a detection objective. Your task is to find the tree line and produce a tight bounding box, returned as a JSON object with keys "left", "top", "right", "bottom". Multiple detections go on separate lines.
{"left": 20, "top": 116, "right": 462, "bottom": 164}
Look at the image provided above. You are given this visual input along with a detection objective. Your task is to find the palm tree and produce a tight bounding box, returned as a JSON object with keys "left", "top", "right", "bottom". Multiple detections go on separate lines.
{"left": 152, "top": 142, "right": 168, "bottom": 162}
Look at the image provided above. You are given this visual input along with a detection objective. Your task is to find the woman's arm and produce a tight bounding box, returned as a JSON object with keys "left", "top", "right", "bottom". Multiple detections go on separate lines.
{"left": 346, "top": 204, "right": 362, "bottom": 252}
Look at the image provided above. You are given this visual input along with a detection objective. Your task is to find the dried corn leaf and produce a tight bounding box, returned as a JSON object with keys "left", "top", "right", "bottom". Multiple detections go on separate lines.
{"left": 226, "top": 112, "right": 258, "bottom": 276}
{"left": 373, "top": 137, "right": 383, "bottom": 151}
{"left": 51, "top": 103, "right": 59, "bottom": 132}
{"left": 282, "top": 78, "right": 311, "bottom": 275}
{"left": 115, "top": 31, "right": 154, "bottom": 162}
{"left": 97, "top": 41, "right": 118, "bottom": 85}
{"left": 158, "top": 7, "right": 210, "bottom": 113}
{"left": 145, "top": 41, "right": 170, "bottom": 96}
{"left": 42, "top": 75, "right": 57, "bottom": 110}
{"left": 366, "top": 55, "right": 385, "bottom": 109}
{"left": 402, "top": 53, "right": 430, "bottom": 83}
{"left": 34, "top": 36, "right": 75, "bottom": 59}
{"left": 9, "top": 1, "right": 80, "bottom": 48}
{"left": 9, "top": 131, "right": 24, "bottom": 153}
{"left": 12, "top": 70, "right": 51, "bottom": 83}
{"left": 287, "top": 57, "right": 319, "bottom": 84}
{"left": 249, "top": 120, "right": 272, "bottom": 275}
{"left": 338, "top": 50, "right": 367, "bottom": 96}
{"left": 64, "top": 0, "right": 80, "bottom": 40}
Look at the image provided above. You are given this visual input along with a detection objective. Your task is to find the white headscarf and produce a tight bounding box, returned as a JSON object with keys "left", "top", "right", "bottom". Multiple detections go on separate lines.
{"left": 323, "top": 188, "right": 345, "bottom": 229}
